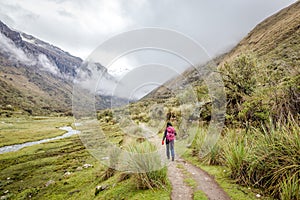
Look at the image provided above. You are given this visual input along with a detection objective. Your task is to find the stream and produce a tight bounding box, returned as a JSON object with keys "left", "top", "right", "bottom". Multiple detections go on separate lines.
{"left": 0, "top": 126, "right": 80, "bottom": 154}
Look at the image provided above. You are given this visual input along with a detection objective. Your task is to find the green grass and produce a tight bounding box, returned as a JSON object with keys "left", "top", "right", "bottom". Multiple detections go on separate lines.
{"left": 0, "top": 116, "right": 171, "bottom": 200}
{"left": 0, "top": 135, "right": 101, "bottom": 199}
{"left": 0, "top": 135, "right": 171, "bottom": 200}
{"left": 0, "top": 116, "right": 73, "bottom": 147}
{"left": 94, "top": 174, "right": 171, "bottom": 200}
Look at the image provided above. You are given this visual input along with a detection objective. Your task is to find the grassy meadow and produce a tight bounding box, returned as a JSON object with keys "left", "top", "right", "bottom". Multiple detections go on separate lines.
{"left": 0, "top": 117, "right": 73, "bottom": 147}
{"left": 0, "top": 117, "right": 171, "bottom": 200}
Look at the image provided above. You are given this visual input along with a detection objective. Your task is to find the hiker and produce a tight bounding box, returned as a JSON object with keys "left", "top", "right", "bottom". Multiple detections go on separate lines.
{"left": 162, "top": 122, "right": 176, "bottom": 161}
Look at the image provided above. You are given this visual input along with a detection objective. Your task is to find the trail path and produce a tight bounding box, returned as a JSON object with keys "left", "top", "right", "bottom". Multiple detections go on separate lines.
{"left": 174, "top": 158, "right": 231, "bottom": 200}
{"left": 140, "top": 124, "right": 231, "bottom": 200}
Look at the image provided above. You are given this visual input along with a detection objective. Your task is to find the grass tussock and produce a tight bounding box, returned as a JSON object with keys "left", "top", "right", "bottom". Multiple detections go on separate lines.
{"left": 124, "top": 141, "right": 168, "bottom": 189}
{"left": 190, "top": 120, "right": 300, "bottom": 199}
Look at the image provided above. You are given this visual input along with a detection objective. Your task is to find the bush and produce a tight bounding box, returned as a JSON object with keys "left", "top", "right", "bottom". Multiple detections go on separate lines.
{"left": 220, "top": 54, "right": 258, "bottom": 121}
{"left": 190, "top": 120, "right": 300, "bottom": 199}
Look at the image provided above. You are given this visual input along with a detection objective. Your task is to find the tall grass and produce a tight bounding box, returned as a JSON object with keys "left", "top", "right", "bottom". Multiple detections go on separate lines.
{"left": 125, "top": 141, "right": 167, "bottom": 189}
{"left": 224, "top": 122, "right": 299, "bottom": 199}
{"left": 246, "top": 121, "right": 300, "bottom": 199}
{"left": 223, "top": 132, "right": 250, "bottom": 184}
{"left": 192, "top": 128, "right": 223, "bottom": 165}
{"left": 190, "top": 120, "right": 300, "bottom": 199}
{"left": 100, "top": 147, "right": 121, "bottom": 181}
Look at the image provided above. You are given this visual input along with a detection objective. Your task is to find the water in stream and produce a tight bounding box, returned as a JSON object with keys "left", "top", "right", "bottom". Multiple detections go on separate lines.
{"left": 0, "top": 126, "right": 80, "bottom": 154}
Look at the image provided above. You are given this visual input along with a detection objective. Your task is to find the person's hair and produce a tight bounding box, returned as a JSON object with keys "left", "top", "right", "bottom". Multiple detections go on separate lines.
{"left": 167, "top": 122, "right": 172, "bottom": 127}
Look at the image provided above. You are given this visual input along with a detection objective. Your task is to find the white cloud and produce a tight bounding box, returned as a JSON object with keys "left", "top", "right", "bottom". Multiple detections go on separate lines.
{"left": 0, "top": 0, "right": 297, "bottom": 61}
{"left": 0, "top": 32, "right": 35, "bottom": 64}
{"left": 0, "top": 0, "right": 134, "bottom": 59}
{"left": 38, "top": 54, "right": 60, "bottom": 75}
{"left": 0, "top": 32, "right": 62, "bottom": 76}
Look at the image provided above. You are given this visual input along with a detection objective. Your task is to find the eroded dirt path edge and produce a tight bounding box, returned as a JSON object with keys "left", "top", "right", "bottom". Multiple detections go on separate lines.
{"left": 176, "top": 158, "right": 231, "bottom": 200}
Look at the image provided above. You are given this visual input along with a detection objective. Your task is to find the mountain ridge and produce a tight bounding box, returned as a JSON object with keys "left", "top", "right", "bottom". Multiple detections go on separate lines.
{"left": 0, "top": 20, "right": 125, "bottom": 116}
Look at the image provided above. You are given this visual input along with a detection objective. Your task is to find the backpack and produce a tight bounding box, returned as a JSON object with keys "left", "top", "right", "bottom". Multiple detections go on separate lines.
{"left": 166, "top": 126, "right": 175, "bottom": 141}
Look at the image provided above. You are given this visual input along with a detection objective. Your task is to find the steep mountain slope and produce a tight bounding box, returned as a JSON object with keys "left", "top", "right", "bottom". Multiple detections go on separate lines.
{"left": 145, "top": 1, "right": 300, "bottom": 123}
{"left": 0, "top": 21, "right": 123, "bottom": 116}
{"left": 0, "top": 21, "right": 82, "bottom": 77}
{"left": 222, "top": 1, "right": 300, "bottom": 62}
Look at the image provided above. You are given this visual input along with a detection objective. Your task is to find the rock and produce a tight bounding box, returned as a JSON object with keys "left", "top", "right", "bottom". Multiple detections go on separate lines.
{"left": 1, "top": 196, "right": 7, "bottom": 200}
{"left": 95, "top": 185, "right": 108, "bottom": 196}
{"left": 256, "top": 194, "right": 261, "bottom": 198}
{"left": 63, "top": 172, "right": 72, "bottom": 177}
{"left": 83, "top": 163, "right": 93, "bottom": 168}
{"left": 3, "top": 191, "right": 8, "bottom": 194}
{"left": 45, "top": 180, "right": 55, "bottom": 187}
{"left": 76, "top": 166, "right": 83, "bottom": 171}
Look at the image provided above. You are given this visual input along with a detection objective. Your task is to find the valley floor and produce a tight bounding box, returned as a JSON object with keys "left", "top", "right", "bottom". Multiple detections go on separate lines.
{"left": 0, "top": 117, "right": 273, "bottom": 200}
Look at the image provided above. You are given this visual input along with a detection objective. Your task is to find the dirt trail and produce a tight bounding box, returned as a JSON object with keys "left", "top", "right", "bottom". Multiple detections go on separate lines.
{"left": 168, "top": 161, "right": 193, "bottom": 199}
{"left": 175, "top": 158, "right": 231, "bottom": 200}
{"left": 140, "top": 124, "right": 230, "bottom": 200}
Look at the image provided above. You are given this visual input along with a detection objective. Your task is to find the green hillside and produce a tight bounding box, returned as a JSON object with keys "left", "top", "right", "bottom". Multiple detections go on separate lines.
{"left": 0, "top": 64, "right": 73, "bottom": 116}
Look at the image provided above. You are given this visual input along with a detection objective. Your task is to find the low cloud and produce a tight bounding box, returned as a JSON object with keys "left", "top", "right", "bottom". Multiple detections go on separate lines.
{"left": 0, "top": 32, "right": 35, "bottom": 65}
{"left": 75, "top": 61, "right": 118, "bottom": 96}
{"left": 38, "top": 54, "right": 60, "bottom": 75}
{"left": 0, "top": 32, "right": 63, "bottom": 77}
{"left": 0, "top": 0, "right": 296, "bottom": 60}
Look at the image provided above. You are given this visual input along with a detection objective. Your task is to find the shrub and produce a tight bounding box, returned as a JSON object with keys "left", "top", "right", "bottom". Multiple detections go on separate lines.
{"left": 220, "top": 54, "right": 258, "bottom": 119}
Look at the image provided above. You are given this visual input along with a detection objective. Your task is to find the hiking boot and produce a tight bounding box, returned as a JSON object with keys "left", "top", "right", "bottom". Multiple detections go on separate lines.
{"left": 172, "top": 157, "right": 174, "bottom": 161}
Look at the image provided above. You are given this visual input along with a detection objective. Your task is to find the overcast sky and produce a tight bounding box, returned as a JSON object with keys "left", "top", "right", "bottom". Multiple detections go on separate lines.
{"left": 0, "top": 0, "right": 297, "bottom": 99}
{"left": 0, "top": 0, "right": 296, "bottom": 60}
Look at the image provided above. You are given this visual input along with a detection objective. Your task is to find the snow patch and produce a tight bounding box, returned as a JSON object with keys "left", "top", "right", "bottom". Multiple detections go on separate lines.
{"left": 20, "top": 33, "right": 36, "bottom": 45}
